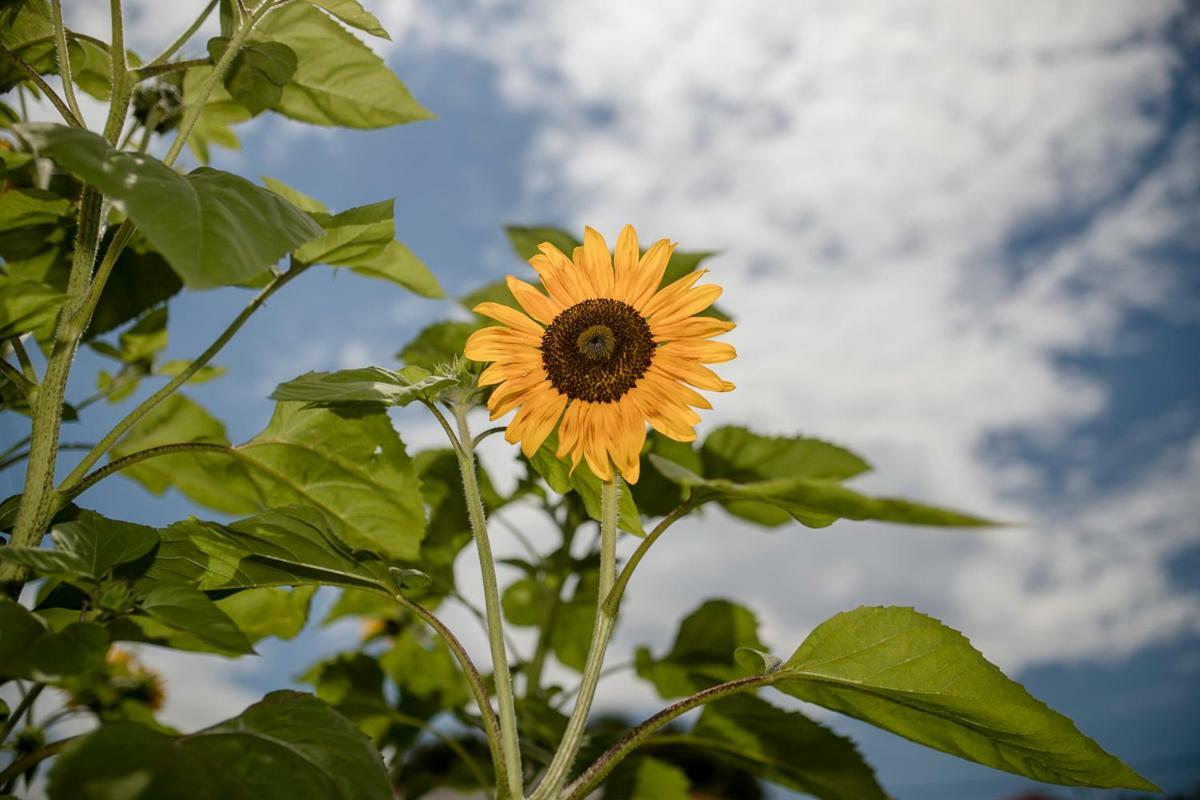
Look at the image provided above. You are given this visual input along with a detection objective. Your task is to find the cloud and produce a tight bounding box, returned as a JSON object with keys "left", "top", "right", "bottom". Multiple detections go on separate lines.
{"left": 390, "top": 0, "right": 1200, "bottom": 678}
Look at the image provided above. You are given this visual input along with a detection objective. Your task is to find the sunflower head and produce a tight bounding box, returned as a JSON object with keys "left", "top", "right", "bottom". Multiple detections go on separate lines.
{"left": 465, "top": 225, "right": 735, "bottom": 484}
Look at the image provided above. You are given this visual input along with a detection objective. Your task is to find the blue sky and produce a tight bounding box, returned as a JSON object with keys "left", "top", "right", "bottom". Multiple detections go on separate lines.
{"left": 4, "top": 2, "right": 1199, "bottom": 798}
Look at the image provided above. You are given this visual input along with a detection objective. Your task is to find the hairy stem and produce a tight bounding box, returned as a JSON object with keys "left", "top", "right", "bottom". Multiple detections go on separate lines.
{"left": 50, "top": 0, "right": 84, "bottom": 124}
{"left": 562, "top": 674, "right": 774, "bottom": 800}
{"left": 452, "top": 405, "right": 524, "bottom": 800}
{"left": 60, "top": 442, "right": 232, "bottom": 501}
{"left": 530, "top": 478, "right": 621, "bottom": 800}
{"left": 0, "top": 44, "right": 81, "bottom": 127}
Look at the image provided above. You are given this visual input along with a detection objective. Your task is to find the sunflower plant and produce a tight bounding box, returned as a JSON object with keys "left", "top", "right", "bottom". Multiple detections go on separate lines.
{"left": 0, "top": 1, "right": 1158, "bottom": 799}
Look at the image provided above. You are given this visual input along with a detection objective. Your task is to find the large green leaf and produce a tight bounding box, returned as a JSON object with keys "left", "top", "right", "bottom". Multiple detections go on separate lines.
{"left": 348, "top": 239, "right": 443, "bottom": 297}
{"left": 636, "top": 599, "right": 765, "bottom": 698}
{"left": 251, "top": 3, "right": 431, "bottom": 128}
{"left": 649, "top": 454, "right": 992, "bottom": 529}
{"left": 305, "top": 0, "right": 389, "bottom": 38}
{"left": 0, "top": 0, "right": 54, "bottom": 92}
{"left": 270, "top": 366, "right": 455, "bottom": 407}
{"left": 0, "top": 511, "right": 159, "bottom": 585}
{"left": 16, "top": 124, "right": 322, "bottom": 288}
{"left": 29, "top": 621, "right": 110, "bottom": 680}
{"left": 112, "top": 398, "right": 427, "bottom": 561}
{"left": 0, "top": 275, "right": 65, "bottom": 340}
{"left": 84, "top": 232, "right": 184, "bottom": 339}
{"left": 132, "top": 582, "right": 255, "bottom": 656}
{"left": 216, "top": 586, "right": 316, "bottom": 643}
{"left": 143, "top": 507, "right": 394, "bottom": 593}
{"left": 47, "top": 691, "right": 393, "bottom": 800}
{"left": 396, "top": 320, "right": 479, "bottom": 370}
{"left": 529, "top": 431, "right": 645, "bottom": 536}
{"left": 772, "top": 606, "right": 1157, "bottom": 791}
{"left": 682, "top": 694, "right": 887, "bottom": 800}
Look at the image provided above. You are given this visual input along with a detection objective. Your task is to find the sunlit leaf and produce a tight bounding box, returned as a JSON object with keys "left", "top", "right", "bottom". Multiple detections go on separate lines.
{"left": 772, "top": 606, "right": 1158, "bottom": 791}
{"left": 636, "top": 599, "right": 765, "bottom": 698}
{"left": 217, "top": 586, "right": 316, "bottom": 644}
{"left": 16, "top": 123, "right": 322, "bottom": 288}
{"left": 208, "top": 37, "right": 298, "bottom": 116}
{"left": 271, "top": 366, "right": 456, "bottom": 407}
{"left": 251, "top": 3, "right": 432, "bottom": 128}
{"left": 0, "top": 511, "right": 159, "bottom": 585}
{"left": 130, "top": 582, "right": 255, "bottom": 656}
{"left": 305, "top": 0, "right": 390, "bottom": 39}
{"left": 605, "top": 757, "right": 691, "bottom": 800}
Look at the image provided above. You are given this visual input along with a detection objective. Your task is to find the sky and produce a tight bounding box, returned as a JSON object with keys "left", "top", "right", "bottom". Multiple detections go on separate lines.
{"left": 3, "top": 1, "right": 1199, "bottom": 798}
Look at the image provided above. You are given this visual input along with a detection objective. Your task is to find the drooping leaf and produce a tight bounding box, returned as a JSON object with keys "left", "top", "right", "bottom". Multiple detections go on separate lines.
{"left": 47, "top": 691, "right": 393, "bottom": 800}
{"left": 683, "top": 694, "right": 888, "bottom": 800}
{"left": 771, "top": 606, "right": 1158, "bottom": 791}
{"left": 131, "top": 582, "right": 255, "bottom": 656}
{"left": 16, "top": 123, "right": 322, "bottom": 288}
{"left": 216, "top": 585, "right": 316, "bottom": 644}
{"left": 529, "top": 431, "right": 645, "bottom": 536}
{"left": 143, "top": 507, "right": 394, "bottom": 593}
{"left": 29, "top": 622, "right": 110, "bottom": 680}
{"left": 207, "top": 37, "right": 298, "bottom": 116}
{"left": 294, "top": 199, "right": 394, "bottom": 266}
{"left": 250, "top": 3, "right": 432, "bottom": 128}
{"left": 270, "top": 366, "right": 456, "bottom": 407}
{"left": 649, "top": 454, "right": 992, "bottom": 529}
{"left": 65, "top": 37, "right": 141, "bottom": 101}
{"left": 636, "top": 599, "right": 765, "bottom": 698}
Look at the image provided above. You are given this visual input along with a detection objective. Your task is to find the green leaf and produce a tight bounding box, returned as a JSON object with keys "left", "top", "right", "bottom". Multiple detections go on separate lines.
{"left": 261, "top": 176, "right": 328, "bottom": 213}
{"left": 772, "top": 606, "right": 1158, "bottom": 791}
{"left": 0, "top": 1, "right": 54, "bottom": 93}
{"left": 380, "top": 627, "right": 472, "bottom": 716}
{"left": 0, "top": 511, "right": 159, "bottom": 585}
{"left": 183, "top": 65, "right": 253, "bottom": 165}
{"left": 396, "top": 320, "right": 479, "bottom": 370}
{"left": 250, "top": 3, "right": 432, "bottom": 128}
{"left": 65, "top": 37, "right": 140, "bottom": 101}
{"left": 117, "top": 306, "right": 169, "bottom": 363}
{"left": 84, "top": 232, "right": 183, "bottom": 339}
{"left": 208, "top": 37, "right": 298, "bottom": 116}
{"left": 685, "top": 694, "right": 888, "bottom": 800}
{"left": 109, "top": 393, "right": 261, "bottom": 516}
{"left": 629, "top": 433, "right": 701, "bottom": 517}
{"left": 529, "top": 432, "right": 645, "bottom": 536}
{"left": 145, "top": 507, "right": 393, "bottom": 593}
{"left": 301, "top": 652, "right": 394, "bottom": 741}
{"left": 649, "top": 454, "right": 992, "bottom": 529}
{"left": 113, "top": 398, "right": 428, "bottom": 560}
{"left": 348, "top": 239, "right": 443, "bottom": 297}
{"left": 295, "top": 199, "right": 394, "bottom": 266}
{"left": 305, "top": 0, "right": 390, "bottom": 39}
{"left": 0, "top": 187, "right": 71, "bottom": 227}
{"left": 607, "top": 757, "right": 691, "bottom": 800}
{"left": 133, "top": 582, "right": 255, "bottom": 656}
{"left": 0, "top": 275, "right": 65, "bottom": 340}
{"left": 551, "top": 566, "right": 601, "bottom": 671}
{"left": 636, "top": 599, "right": 764, "bottom": 698}
{"left": 16, "top": 123, "right": 322, "bottom": 289}
{"left": 0, "top": 599, "right": 48, "bottom": 679}
{"left": 215, "top": 585, "right": 316, "bottom": 643}
{"left": 502, "top": 577, "right": 546, "bottom": 626}
{"left": 30, "top": 621, "right": 109, "bottom": 680}
{"left": 47, "top": 691, "right": 393, "bottom": 800}
{"left": 270, "top": 366, "right": 456, "bottom": 407}
{"left": 155, "top": 360, "right": 226, "bottom": 383}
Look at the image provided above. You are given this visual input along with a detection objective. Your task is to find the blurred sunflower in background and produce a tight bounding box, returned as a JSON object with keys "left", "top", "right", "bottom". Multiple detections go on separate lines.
{"left": 465, "top": 225, "right": 735, "bottom": 483}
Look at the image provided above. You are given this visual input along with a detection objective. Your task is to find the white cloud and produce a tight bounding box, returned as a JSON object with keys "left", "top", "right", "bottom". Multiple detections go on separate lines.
{"left": 389, "top": 0, "right": 1200, "bottom": 679}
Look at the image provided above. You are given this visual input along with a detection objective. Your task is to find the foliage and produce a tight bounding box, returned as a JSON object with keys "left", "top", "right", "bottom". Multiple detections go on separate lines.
{"left": 0, "top": 2, "right": 1155, "bottom": 799}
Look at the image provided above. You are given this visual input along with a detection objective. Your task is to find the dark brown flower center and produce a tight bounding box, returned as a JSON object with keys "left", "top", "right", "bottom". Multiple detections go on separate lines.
{"left": 542, "top": 299, "right": 654, "bottom": 402}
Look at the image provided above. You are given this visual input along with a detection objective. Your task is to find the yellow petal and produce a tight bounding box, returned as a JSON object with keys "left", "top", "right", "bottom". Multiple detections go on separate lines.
{"left": 661, "top": 339, "right": 737, "bottom": 363}
{"left": 628, "top": 239, "right": 675, "bottom": 309}
{"left": 652, "top": 351, "right": 735, "bottom": 392}
{"left": 464, "top": 327, "right": 540, "bottom": 361}
{"left": 473, "top": 301, "right": 544, "bottom": 337}
{"left": 641, "top": 269, "right": 708, "bottom": 321}
{"left": 520, "top": 390, "right": 568, "bottom": 458}
{"left": 506, "top": 275, "right": 563, "bottom": 326}
{"left": 647, "top": 284, "right": 724, "bottom": 326}
{"left": 651, "top": 316, "right": 735, "bottom": 342}
{"left": 582, "top": 226, "right": 615, "bottom": 297}
{"left": 613, "top": 225, "right": 640, "bottom": 302}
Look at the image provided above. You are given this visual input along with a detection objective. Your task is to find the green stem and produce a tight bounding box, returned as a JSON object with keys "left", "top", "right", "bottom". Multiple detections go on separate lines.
{"left": 161, "top": 0, "right": 285, "bottom": 167}
{"left": 100, "top": 0, "right": 130, "bottom": 147}
{"left": 131, "top": 58, "right": 212, "bottom": 82}
{"left": 58, "top": 263, "right": 309, "bottom": 493}
{"left": 6, "top": 336, "right": 37, "bottom": 382}
{"left": 0, "top": 44, "right": 81, "bottom": 127}
{"left": 144, "top": 0, "right": 219, "bottom": 67}
{"left": 562, "top": 674, "right": 773, "bottom": 800}
{"left": 0, "top": 443, "right": 95, "bottom": 474}
{"left": 0, "top": 683, "right": 44, "bottom": 745}
{"left": 530, "top": 478, "right": 621, "bottom": 800}
{"left": 60, "top": 442, "right": 232, "bottom": 501}
{"left": 50, "top": 0, "right": 84, "bottom": 124}
{"left": 601, "top": 501, "right": 693, "bottom": 618}
{"left": 451, "top": 404, "right": 524, "bottom": 800}
{"left": 390, "top": 711, "right": 492, "bottom": 796}
{"left": 391, "top": 591, "right": 505, "bottom": 790}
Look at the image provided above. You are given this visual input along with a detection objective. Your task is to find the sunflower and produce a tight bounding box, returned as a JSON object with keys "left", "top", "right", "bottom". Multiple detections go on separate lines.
{"left": 464, "top": 225, "right": 735, "bottom": 484}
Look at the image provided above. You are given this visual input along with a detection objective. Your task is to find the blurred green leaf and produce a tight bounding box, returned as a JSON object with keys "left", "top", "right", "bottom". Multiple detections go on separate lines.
{"left": 606, "top": 757, "right": 691, "bottom": 800}
{"left": 348, "top": 239, "right": 443, "bottom": 297}
{"left": 684, "top": 694, "right": 887, "bottom": 800}
{"left": 251, "top": 3, "right": 432, "bottom": 128}
{"left": 396, "top": 320, "right": 479, "bottom": 370}
{"left": 16, "top": 123, "right": 322, "bottom": 288}
{"left": 0, "top": 187, "right": 71, "bottom": 227}
{"left": 0, "top": 275, "right": 65, "bottom": 340}
{"left": 47, "top": 691, "right": 393, "bottom": 799}
{"left": 271, "top": 366, "right": 456, "bottom": 407}
{"left": 529, "top": 432, "right": 645, "bottom": 536}
{"left": 381, "top": 627, "right": 471, "bottom": 716}
{"left": 772, "top": 606, "right": 1158, "bottom": 791}
{"left": 29, "top": 621, "right": 109, "bottom": 680}
{"left": 117, "top": 306, "right": 169, "bottom": 363}
{"left": 0, "top": 598, "right": 48, "bottom": 679}
{"left": 636, "top": 599, "right": 764, "bottom": 698}
{"left": 629, "top": 433, "right": 701, "bottom": 517}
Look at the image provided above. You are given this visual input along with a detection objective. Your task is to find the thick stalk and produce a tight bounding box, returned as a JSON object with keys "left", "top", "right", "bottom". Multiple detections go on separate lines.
{"left": 530, "top": 478, "right": 621, "bottom": 800}
{"left": 562, "top": 674, "right": 773, "bottom": 800}
{"left": 452, "top": 405, "right": 524, "bottom": 800}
